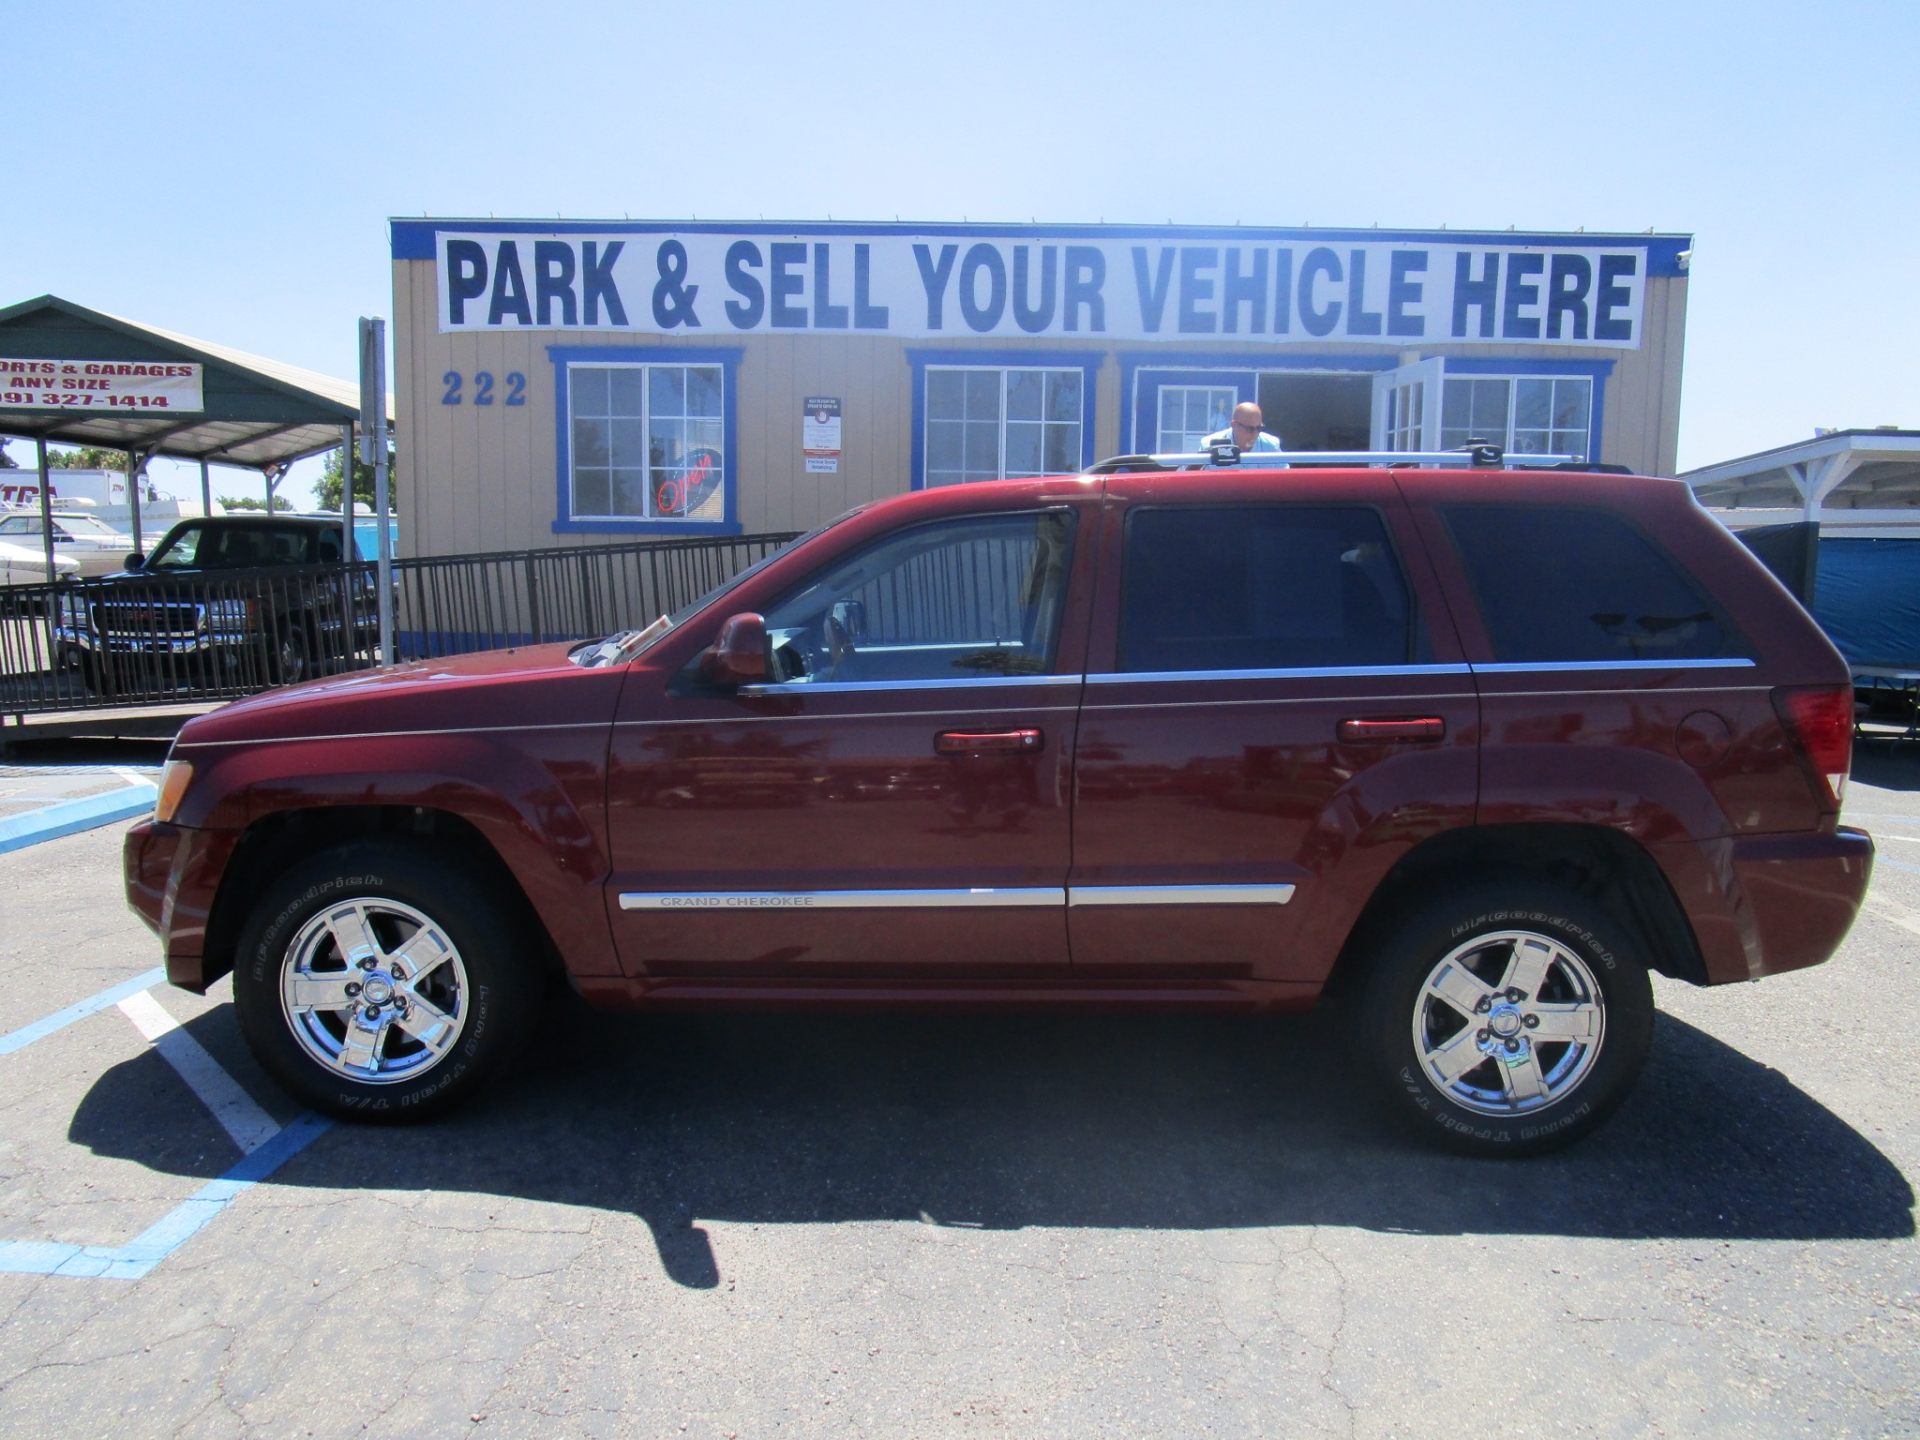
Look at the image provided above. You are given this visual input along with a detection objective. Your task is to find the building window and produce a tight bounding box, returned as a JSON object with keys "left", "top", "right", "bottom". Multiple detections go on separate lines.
{"left": 1157, "top": 386, "right": 1238, "bottom": 453}
{"left": 569, "top": 362, "right": 725, "bottom": 521}
{"left": 1441, "top": 377, "right": 1591, "bottom": 462}
{"left": 925, "top": 367, "right": 1083, "bottom": 486}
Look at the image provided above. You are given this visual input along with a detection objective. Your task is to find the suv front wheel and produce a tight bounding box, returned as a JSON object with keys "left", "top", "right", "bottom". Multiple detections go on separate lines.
{"left": 233, "top": 841, "right": 537, "bottom": 1122}
{"left": 1357, "top": 880, "right": 1654, "bottom": 1157}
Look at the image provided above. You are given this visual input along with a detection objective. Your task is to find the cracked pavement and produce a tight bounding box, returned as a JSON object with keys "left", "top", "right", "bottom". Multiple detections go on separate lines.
{"left": 1, "top": 754, "right": 1918, "bottom": 1438}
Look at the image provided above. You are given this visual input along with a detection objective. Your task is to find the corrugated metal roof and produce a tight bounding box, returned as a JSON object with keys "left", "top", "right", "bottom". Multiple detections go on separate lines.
{"left": 0, "top": 295, "right": 389, "bottom": 471}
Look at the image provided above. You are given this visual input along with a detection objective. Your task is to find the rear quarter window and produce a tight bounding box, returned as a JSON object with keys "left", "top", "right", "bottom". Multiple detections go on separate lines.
{"left": 1120, "top": 505, "right": 1421, "bottom": 673}
{"left": 1441, "top": 505, "right": 1749, "bottom": 663}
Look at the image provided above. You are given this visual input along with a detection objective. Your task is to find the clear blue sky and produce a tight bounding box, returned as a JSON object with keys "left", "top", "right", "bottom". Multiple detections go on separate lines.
{"left": 3, "top": 0, "right": 1913, "bottom": 508}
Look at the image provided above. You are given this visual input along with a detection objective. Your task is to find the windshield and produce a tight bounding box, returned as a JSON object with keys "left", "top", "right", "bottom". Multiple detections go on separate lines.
{"left": 146, "top": 525, "right": 203, "bottom": 569}
{"left": 54, "top": 515, "right": 125, "bottom": 537}
{"left": 147, "top": 524, "right": 334, "bottom": 570}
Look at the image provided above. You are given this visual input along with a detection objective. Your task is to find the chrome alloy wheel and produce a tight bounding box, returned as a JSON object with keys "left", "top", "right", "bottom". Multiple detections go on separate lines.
{"left": 279, "top": 897, "right": 468, "bottom": 1083}
{"left": 1410, "top": 929, "right": 1606, "bottom": 1117}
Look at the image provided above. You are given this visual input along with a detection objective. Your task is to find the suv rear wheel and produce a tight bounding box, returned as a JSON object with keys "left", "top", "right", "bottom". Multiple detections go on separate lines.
{"left": 1357, "top": 880, "right": 1654, "bottom": 1157}
{"left": 232, "top": 841, "right": 537, "bottom": 1122}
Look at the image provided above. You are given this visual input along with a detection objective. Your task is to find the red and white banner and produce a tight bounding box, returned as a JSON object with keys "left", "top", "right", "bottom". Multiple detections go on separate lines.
{"left": 0, "top": 359, "right": 204, "bottom": 412}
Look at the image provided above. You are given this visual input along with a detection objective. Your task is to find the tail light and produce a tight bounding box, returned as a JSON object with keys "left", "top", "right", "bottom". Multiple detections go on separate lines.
{"left": 1772, "top": 684, "right": 1854, "bottom": 811}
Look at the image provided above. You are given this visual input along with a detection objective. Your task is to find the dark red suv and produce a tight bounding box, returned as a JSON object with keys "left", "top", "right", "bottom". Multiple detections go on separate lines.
{"left": 124, "top": 462, "right": 1872, "bottom": 1153}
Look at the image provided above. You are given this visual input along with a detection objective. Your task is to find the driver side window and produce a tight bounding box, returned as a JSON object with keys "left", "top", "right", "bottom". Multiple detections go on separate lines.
{"left": 759, "top": 509, "right": 1076, "bottom": 685}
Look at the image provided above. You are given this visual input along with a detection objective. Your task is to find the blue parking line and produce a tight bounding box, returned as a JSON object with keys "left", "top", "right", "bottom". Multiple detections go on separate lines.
{"left": 0, "top": 784, "right": 157, "bottom": 854}
{"left": 0, "top": 967, "right": 169, "bottom": 1056}
{"left": 1875, "top": 854, "right": 1920, "bottom": 877}
{"left": 0, "top": 1113, "right": 333, "bottom": 1280}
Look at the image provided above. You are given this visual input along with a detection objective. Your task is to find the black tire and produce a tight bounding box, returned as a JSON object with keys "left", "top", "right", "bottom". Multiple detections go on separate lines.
{"left": 1356, "top": 879, "right": 1654, "bottom": 1157}
{"left": 71, "top": 651, "right": 105, "bottom": 697}
{"left": 270, "top": 623, "right": 311, "bottom": 685}
{"left": 232, "top": 841, "right": 538, "bottom": 1122}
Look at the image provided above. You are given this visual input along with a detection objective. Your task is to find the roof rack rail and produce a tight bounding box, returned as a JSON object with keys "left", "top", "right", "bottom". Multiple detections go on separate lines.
{"left": 1083, "top": 441, "right": 1576, "bottom": 475}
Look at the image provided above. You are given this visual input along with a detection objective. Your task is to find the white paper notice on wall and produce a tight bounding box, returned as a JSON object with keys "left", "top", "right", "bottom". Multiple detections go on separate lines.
{"left": 1, "top": 358, "right": 204, "bottom": 412}
{"left": 804, "top": 396, "right": 842, "bottom": 474}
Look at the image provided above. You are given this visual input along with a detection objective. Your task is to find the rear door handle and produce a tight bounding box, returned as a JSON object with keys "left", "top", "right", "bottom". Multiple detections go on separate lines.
{"left": 936, "top": 728, "right": 1043, "bottom": 754}
{"left": 1336, "top": 716, "right": 1445, "bottom": 742}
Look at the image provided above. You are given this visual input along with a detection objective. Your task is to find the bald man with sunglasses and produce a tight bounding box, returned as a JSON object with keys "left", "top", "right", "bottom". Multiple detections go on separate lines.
{"left": 1201, "top": 401, "right": 1284, "bottom": 456}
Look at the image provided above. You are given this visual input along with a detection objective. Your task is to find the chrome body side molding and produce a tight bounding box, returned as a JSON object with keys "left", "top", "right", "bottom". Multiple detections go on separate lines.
{"left": 619, "top": 887, "right": 1066, "bottom": 911}
{"left": 619, "top": 884, "right": 1297, "bottom": 910}
{"left": 1067, "top": 884, "right": 1296, "bottom": 906}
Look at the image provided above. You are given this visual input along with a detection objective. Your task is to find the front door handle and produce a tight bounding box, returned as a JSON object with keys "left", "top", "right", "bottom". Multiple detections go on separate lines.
{"left": 1336, "top": 716, "right": 1445, "bottom": 742}
{"left": 936, "top": 728, "right": 1043, "bottom": 754}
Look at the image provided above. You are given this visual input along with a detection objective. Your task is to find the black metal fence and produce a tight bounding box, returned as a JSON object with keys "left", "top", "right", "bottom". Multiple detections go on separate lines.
{"left": 0, "top": 531, "right": 799, "bottom": 714}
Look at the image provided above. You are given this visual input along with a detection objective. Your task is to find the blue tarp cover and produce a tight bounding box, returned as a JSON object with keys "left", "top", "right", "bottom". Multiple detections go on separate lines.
{"left": 1814, "top": 538, "right": 1920, "bottom": 671}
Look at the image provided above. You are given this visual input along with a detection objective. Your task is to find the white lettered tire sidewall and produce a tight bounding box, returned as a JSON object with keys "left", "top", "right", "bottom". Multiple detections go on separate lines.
{"left": 1360, "top": 881, "right": 1655, "bottom": 1157}
{"left": 233, "top": 841, "right": 536, "bottom": 1123}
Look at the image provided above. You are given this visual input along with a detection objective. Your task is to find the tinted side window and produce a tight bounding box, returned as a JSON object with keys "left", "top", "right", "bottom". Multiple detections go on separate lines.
{"left": 1120, "top": 506, "right": 1414, "bottom": 673}
{"left": 758, "top": 509, "right": 1076, "bottom": 683}
{"left": 1442, "top": 505, "right": 1743, "bottom": 663}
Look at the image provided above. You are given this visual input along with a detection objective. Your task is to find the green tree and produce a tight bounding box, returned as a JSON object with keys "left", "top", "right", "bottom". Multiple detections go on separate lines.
{"left": 316, "top": 443, "right": 392, "bottom": 512}
{"left": 218, "top": 494, "right": 294, "bottom": 512}
{"left": 45, "top": 446, "right": 129, "bottom": 470}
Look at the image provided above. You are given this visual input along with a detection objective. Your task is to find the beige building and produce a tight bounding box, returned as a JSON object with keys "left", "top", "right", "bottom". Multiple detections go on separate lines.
{"left": 390, "top": 220, "right": 1691, "bottom": 557}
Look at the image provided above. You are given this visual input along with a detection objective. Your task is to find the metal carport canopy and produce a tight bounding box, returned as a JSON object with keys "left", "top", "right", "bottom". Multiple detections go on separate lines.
{"left": 0, "top": 294, "right": 386, "bottom": 469}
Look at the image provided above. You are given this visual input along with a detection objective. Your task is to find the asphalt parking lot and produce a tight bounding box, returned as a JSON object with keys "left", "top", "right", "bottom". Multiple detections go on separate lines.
{"left": 1, "top": 748, "right": 1917, "bottom": 1438}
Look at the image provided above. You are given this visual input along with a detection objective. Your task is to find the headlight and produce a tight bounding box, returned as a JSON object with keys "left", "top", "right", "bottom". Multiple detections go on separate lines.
{"left": 204, "top": 597, "right": 256, "bottom": 626}
{"left": 154, "top": 760, "right": 194, "bottom": 824}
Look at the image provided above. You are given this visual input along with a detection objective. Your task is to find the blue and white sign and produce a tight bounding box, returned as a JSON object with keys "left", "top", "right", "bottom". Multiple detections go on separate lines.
{"left": 413, "top": 225, "right": 1674, "bottom": 350}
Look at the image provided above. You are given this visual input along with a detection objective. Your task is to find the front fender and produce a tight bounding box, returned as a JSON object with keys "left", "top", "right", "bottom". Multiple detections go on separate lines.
{"left": 173, "top": 728, "right": 617, "bottom": 978}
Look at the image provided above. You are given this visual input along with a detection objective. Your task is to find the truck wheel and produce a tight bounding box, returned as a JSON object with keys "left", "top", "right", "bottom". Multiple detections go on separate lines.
{"left": 1356, "top": 880, "right": 1654, "bottom": 1157}
{"left": 232, "top": 841, "right": 538, "bottom": 1122}
{"left": 271, "top": 624, "right": 311, "bottom": 685}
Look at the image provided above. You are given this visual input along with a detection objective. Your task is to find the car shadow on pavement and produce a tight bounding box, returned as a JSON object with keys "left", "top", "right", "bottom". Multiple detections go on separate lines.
{"left": 1853, "top": 739, "right": 1920, "bottom": 791}
{"left": 69, "top": 1001, "right": 1914, "bottom": 1288}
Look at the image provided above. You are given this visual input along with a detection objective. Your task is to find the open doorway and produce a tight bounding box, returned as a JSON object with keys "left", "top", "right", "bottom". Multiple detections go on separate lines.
{"left": 1258, "top": 373, "right": 1373, "bottom": 451}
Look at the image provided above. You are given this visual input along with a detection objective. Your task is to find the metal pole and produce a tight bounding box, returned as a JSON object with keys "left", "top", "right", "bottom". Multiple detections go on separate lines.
{"left": 360, "top": 317, "right": 394, "bottom": 665}
{"left": 35, "top": 435, "right": 55, "bottom": 583}
{"left": 127, "top": 449, "right": 143, "bottom": 555}
{"left": 199, "top": 457, "right": 211, "bottom": 518}
{"left": 264, "top": 465, "right": 275, "bottom": 513}
{"left": 340, "top": 422, "right": 356, "bottom": 557}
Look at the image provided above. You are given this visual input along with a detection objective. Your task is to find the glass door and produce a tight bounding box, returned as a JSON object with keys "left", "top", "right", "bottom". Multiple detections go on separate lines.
{"left": 1370, "top": 357, "right": 1444, "bottom": 453}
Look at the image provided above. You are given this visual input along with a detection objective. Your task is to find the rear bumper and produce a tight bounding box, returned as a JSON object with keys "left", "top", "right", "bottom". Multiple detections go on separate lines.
{"left": 1657, "top": 827, "right": 1874, "bottom": 983}
{"left": 123, "top": 819, "right": 241, "bottom": 993}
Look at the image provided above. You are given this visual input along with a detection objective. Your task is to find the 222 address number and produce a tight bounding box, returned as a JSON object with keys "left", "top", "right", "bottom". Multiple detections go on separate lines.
{"left": 442, "top": 371, "right": 525, "bottom": 406}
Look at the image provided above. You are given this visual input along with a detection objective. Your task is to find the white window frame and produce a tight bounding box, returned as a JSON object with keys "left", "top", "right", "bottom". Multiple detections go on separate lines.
{"left": 1439, "top": 374, "right": 1594, "bottom": 462}
{"left": 923, "top": 365, "right": 1085, "bottom": 487}
{"left": 567, "top": 360, "right": 727, "bottom": 522}
{"left": 1156, "top": 385, "right": 1240, "bottom": 453}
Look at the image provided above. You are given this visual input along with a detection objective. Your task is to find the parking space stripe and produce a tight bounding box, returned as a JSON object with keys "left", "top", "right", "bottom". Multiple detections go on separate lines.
{"left": 1862, "top": 890, "right": 1920, "bottom": 938}
{"left": 0, "top": 968, "right": 168, "bottom": 1056}
{"left": 116, "top": 992, "right": 281, "bottom": 1154}
{"left": 0, "top": 783, "right": 157, "bottom": 855}
{"left": 0, "top": 1113, "right": 333, "bottom": 1281}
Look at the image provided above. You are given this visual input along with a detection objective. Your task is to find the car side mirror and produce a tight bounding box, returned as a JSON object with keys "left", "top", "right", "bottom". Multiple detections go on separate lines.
{"left": 699, "top": 612, "right": 770, "bottom": 687}
{"left": 124, "top": 551, "right": 145, "bottom": 570}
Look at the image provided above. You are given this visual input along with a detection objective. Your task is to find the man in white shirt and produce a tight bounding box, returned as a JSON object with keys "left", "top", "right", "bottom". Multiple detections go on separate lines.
{"left": 1201, "top": 402, "right": 1284, "bottom": 454}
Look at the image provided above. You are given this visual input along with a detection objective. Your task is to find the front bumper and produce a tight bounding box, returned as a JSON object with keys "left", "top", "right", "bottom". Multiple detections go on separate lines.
{"left": 124, "top": 819, "right": 242, "bottom": 993}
